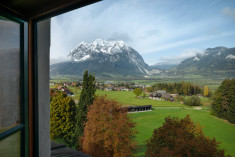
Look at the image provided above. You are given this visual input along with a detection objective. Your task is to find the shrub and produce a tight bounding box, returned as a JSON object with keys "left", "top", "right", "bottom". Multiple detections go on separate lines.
{"left": 50, "top": 93, "right": 76, "bottom": 147}
{"left": 211, "top": 78, "right": 235, "bottom": 124}
{"left": 175, "top": 95, "right": 185, "bottom": 102}
{"left": 145, "top": 115, "right": 229, "bottom": 157}
{"left": 82, "top": 96, "right": 136, "bottom": 157}
{"left": 184, "top": 96, "right": 202, "bottom": 106}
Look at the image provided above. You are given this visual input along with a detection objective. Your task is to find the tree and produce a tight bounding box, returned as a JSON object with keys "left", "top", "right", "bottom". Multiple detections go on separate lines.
{"left": 81, "top": 96, "right": 136, "bottom": 157}
{"left": 75, "top": 70, "right": 96, "bottom": 147}
{"left": 211, "top": 78, "right": 235, "bottom": 124}
{"left": 145, "top": 115, "right": 229, "bottom": 157}
{"left": 203, "top": 86, "right": 209, "bottom": 97}
{"left": 146, "top": 86, "right": 153, "bottom": 92}
{"left": 54, "top": 84, "right": 59, "bottom": 89}
{"left": 50, "top": 93, "right": 76, "bottom": 147}
{"left": 183, "top": 96, "right": 202, "bottom": 106}
{"left": 133, "top": 88, "right": 142, "bottom": 97}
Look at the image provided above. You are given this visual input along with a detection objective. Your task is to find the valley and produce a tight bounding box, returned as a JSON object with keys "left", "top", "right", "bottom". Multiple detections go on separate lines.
{"left": 50, "top": 40, "right": 235, "bottom": 156}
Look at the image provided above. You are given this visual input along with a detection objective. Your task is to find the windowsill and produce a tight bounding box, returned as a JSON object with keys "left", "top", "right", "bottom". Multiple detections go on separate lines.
{"left": 51, "top": 141, "right": 92, "bottom": 157}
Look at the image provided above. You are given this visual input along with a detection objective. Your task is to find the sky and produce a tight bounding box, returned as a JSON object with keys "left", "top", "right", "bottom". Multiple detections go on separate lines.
{"left": 50, "top": 0, "right": 235, "bottom": 65}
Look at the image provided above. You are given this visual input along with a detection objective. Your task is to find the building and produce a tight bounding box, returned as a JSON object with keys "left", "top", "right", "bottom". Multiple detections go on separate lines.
{"left": 123, "top": 105, "right": 152, "bottom": 112}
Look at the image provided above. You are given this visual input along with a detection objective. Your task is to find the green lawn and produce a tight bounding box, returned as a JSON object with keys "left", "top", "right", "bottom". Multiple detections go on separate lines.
{"left": 130, "top": 108, "right": 235, "bottom": 157}
{"left": 52, "top": 86, "right": 235, "bottom": 157}
{"left": 95, "top": 90, "right": 184, "bottom": 107}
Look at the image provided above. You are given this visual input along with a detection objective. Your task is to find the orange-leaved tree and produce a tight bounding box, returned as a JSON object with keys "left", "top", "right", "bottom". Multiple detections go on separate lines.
{"left": 146, "top": 115, "right": 230, "bottom": 157}
{"left": 81, "top": 96, "right": 136, "bottom": 157}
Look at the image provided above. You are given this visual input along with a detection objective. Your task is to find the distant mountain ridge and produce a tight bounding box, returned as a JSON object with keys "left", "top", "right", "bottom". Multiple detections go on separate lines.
{"left": 50, "top": 42, "right": 235, "bottom": 78}
{"left": 166, "top": 46, "right": 235, "bottom": 77}
{"left": 151, "top": 62, "right": 178, "bottom": 70}
{"left": 50, "top": 39, "right": 159, "bottom": 76}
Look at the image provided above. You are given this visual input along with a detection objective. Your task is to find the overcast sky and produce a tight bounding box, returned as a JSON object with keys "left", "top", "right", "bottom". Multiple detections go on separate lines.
{"left": 50, "top": 0, "right": 235, "bottom": 65}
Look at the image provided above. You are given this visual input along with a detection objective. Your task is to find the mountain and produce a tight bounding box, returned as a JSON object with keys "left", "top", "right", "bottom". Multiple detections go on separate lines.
{"left": 151, "top": 62, "right": 178, "bottom": 70}
{"left": 166, "top": 47, "right": 235, "bottom": 78}
{"left": 50, "top": 39, "right": 154, "bottom": 76}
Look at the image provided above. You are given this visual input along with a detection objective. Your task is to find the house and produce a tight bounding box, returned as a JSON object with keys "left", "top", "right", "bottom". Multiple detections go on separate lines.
{"left": 122, "top": 105, "right": 152, "bottom": 112}
{"left": 162, "top": 93, "right": 175, "bottom": 101}
{"left": 149, "top": 92, "right": 174, "bottom": 101}
{"left": 50, "top": 82, "right": 55, "bottom": 86}
{"left": 71, "top": 82, "right": 77, "bottom": 87}
{"left": 104, "top": 87, "right": 112, "bottom": 91}
{"left": 63, "top": 88, "right": 73, "bottom": 96}
{"left": 156, "top": 90, "right": 167, "bottom": 94}
{"left": 149, "top": 92, "right": 162, "bottom": 100}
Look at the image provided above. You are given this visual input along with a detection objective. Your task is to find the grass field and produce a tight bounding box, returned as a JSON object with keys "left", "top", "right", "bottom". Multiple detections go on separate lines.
{"left": 130, "top": 108, "right": 235, "bottom": 157}
{"left": 66, "top": 87, "right": 184, "bottom": 107}
{"left": 95, "top": 90, "right": 184, "bottom": 107}
{"left": 51, "top": 86, "right": 235, "bottom": 157}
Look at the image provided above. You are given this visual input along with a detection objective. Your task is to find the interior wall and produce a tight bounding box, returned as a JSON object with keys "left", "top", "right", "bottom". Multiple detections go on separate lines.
{"left": 37, "top": 19, "right": 51, "bottom": 157}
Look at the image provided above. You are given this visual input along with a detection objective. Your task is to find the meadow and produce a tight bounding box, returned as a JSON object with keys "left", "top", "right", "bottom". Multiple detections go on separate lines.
{"left": 51, "top": 86, "right": 235, "bottom": 157}
{"left": 130, "top": 108, "right": 235, "bottom": 157}
{"left": 66, "top": 87, "right": 184, "bottom": 107}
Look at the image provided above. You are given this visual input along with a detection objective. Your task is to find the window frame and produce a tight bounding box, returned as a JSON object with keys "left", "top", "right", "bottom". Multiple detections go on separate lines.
{"left": 0, "top": 13, "right": 29, "bottom": 157}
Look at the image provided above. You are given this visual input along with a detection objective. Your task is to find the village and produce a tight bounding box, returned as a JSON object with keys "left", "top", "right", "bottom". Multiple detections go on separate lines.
{"left": 49, "top": 81, "right": 191, "bottom": 103}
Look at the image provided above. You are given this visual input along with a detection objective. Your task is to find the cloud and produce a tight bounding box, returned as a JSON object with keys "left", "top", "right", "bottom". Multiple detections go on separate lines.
{"left": 144, "top": 30, "right": 235, "bottom": 54}
{"left": 222, "top": 7, "right": 235, "bottom": 18}
{"left": 160, "top": 49, "right": 205, "bottom": 64}
{"left": 50, "top": 0, "right": 235, "bottom": 65}
{"left": 108, "top": 32, "right": 132, "bottom": 42}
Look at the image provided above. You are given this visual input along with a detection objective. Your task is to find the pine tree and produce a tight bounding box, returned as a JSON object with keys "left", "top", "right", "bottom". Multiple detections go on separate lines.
{"left": 74, "top": 70, "right": 96, "bottom": 148}
{"left": 211, "top": 78, "right": 235, "bottom": 124}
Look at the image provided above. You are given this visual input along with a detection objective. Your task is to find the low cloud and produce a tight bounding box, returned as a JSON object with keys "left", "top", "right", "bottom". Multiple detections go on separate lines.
{"left": 108, "top": 32, "right": 132, "bottom": 42}
{"left": 222, "top": 7, "right": 235, "bottom": 18}
{"left": 160, "top": 49, "right": 205, "bottom": 64}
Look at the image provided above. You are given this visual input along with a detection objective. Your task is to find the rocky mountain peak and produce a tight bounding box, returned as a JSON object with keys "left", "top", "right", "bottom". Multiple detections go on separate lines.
{"left": 69, "top": 39, "right": 130, "bottom": 60}
{"left": 51, "top": 39, "right": 156, "bottom": 76}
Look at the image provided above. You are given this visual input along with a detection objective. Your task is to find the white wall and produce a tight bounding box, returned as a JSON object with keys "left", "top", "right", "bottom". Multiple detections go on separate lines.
{"left": 37, "top": 19, "right": 51, "bottom": 157}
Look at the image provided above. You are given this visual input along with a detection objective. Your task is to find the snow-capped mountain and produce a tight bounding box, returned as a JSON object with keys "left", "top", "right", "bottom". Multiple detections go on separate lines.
{"left": 166, "top": 46, "right": 235, "bottom": 77}
{"left": 50, "top": 39, "right": 153, "bottom": 76}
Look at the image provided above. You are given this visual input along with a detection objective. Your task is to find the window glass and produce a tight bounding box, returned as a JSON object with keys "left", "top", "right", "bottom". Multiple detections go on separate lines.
{"left": 0, "top": 131, "right": 21, "bottom": 157}
{"left": 0, "top": 19, "right": 20, "bottom": 133}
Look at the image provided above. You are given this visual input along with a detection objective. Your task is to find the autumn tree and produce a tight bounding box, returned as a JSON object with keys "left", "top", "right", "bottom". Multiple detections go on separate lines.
{"left": 75, "top": 70, "right": 96, "bottom": 147}
{"left": 133, "top": 88, "right": 142, "bottom": 97}
{"left": 54, "top": 83, "right": 59, "bottom": 89}
{"left": 211, "top": 78, "right": 235, "bottom": 124}
{"left": 50, "top": 93, "right": 76, "bottom": 147}
{"left": 203, "top": 85, "right": 209, "bottom": 97}
{"left": 146, "top": 115, "right": 229, "bottom": 157}
{"left": 82, "top": 96, "right": 136, "bottom": 157}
